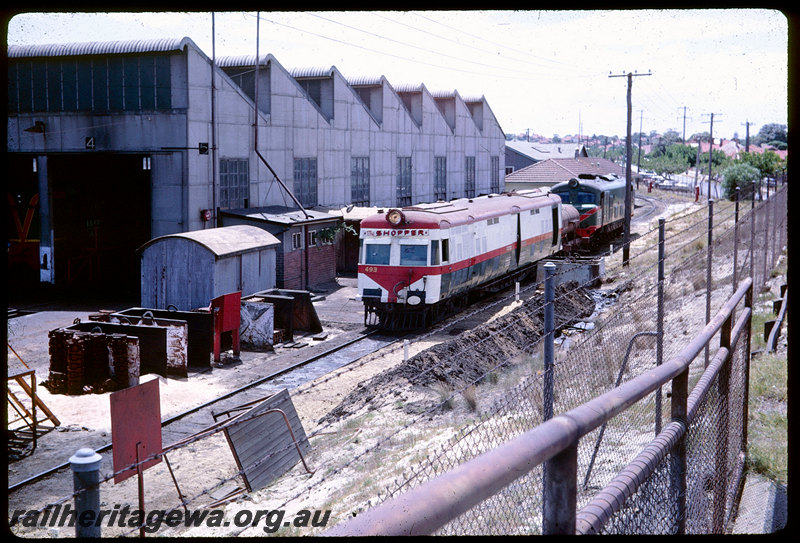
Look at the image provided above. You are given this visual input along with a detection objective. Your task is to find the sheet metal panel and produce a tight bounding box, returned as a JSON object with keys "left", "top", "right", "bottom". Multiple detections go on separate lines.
{"left": 110, "top": 379, "right": 162, "bottom": 484}
{"left": 223, "top": 389, "right": 310, "bottom": 492}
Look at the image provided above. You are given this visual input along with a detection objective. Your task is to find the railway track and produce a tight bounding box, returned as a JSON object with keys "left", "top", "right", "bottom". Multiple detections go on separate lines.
{"left": 7, "top": 329, "right": 402, "bottom": 493}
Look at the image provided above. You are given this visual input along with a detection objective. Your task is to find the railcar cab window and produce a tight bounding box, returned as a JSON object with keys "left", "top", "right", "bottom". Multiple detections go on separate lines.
{"left": 553, "top": 191, "right": 597, "bottom": 206}
{"left": 364, "top": 243, "right": 390, "bottom": 265}
{"left": 399, "top": 243, "right": 428, "bottom": 266}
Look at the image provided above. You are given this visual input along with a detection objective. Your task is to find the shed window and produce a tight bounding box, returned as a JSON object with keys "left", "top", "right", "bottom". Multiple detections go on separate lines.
{"left": 434, "top": 157, "right": 447, "bottom": 201}
{"left": 396, "top": 157, "right": 412, "bottom": 207}
{"left": 294, "top": 157, "right": 317, "bottom": 208}
{"left": 351, "top": 157, "right": 370, "bottom": 207}
{"left": 464, "top": 156, "right": 476, "bottom": 198}
{"left": 219, "top": 159, "right": 250, "bottom": 209}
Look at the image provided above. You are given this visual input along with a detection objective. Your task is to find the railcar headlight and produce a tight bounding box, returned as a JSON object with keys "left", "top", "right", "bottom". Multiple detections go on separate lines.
{"left": 407, "top": 295, "right": 422, "bottom": 305}
{"left": 386, "top": 209, "right": 405, "bottom": 225}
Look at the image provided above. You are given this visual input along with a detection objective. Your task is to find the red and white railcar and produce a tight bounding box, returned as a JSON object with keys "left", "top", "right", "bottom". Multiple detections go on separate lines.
{"left": 357, "top": 190, "right": 577, "bottom": 330}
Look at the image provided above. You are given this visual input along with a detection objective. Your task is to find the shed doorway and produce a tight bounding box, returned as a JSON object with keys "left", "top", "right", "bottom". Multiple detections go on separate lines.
{"left": 49, "top": 154, "right": 151, "bottom": 297}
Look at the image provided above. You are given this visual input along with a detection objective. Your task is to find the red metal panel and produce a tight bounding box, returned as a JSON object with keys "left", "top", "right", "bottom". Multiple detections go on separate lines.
{"left": 212, "top": 291, "right": 241, "bottom": 361}
{"left": 110, "top": 379, "right": 162, "bottom": 483}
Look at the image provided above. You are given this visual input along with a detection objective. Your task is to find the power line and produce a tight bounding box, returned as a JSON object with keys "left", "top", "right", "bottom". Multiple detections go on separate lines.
{"left": 411, "top": 11, "right": 579, "bottom": 71}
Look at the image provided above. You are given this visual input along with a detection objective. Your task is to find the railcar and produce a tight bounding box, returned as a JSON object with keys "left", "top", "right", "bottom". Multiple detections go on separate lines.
{"left": 356, "top": 190, "right": 578, "bottom": 330}
{"left": 550, "top": 174, "right": 631, "bottom": 249}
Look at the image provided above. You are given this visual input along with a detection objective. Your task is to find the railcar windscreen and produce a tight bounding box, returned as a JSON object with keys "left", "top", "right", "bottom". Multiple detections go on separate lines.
{"left": 364, "top": 244, "right": 391, "bottom": 265}
{"left": 399, "top": 244, "right": 428, "bottom": 266}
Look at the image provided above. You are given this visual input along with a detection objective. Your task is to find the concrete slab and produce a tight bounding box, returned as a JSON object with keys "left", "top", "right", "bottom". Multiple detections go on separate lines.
{"left": 732, "top": 474, "right": 787, "bottom": 534}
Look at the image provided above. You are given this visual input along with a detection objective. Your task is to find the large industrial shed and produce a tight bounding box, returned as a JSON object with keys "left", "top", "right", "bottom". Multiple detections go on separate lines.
{"left": 138, "top": 225, "right": 280, "bottom": 311}
{"left": 7, "top": 36, "right": 506, "bottom": 298}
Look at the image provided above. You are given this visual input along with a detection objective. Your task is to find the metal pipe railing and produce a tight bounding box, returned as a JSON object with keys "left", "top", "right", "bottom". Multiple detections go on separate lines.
{"left": 323, "top": 277, "right": 754, "bottom": 536}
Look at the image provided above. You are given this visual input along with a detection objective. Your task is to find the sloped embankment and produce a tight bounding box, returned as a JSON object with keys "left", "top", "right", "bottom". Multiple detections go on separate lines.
{"left": 320, "top": 282, "right": 595, "bottom": 423}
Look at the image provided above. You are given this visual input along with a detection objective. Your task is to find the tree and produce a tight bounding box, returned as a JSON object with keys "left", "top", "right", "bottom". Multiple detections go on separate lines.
{"left": 721, "top": 163, "right": 760, "bottom": 199}
{"left": 738, "top": 150, "right": 785, "bottom": 179}
{"left": 753, "top": 123, "right": 787, "bottom": 146}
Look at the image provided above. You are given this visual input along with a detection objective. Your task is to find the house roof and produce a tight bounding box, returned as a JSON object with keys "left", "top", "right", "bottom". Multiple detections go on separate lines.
{"left": 505, "top": 157, "right": 625, "bottom": 185}
{"left": 506, "top": 141, "right": 588, "bottom": 161}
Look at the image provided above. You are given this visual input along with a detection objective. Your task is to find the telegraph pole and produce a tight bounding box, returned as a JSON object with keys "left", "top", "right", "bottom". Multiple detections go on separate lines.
{"left": 679, "top": 106, "right": 689, "bottom": 143}
{"left": 610, "top": 70, "right": 651, "bottom": 266}
{"left": 636, "top": 110, "right": 643, "bottom": 176}
{"left": 702, "top": 113, "right": 722, "bottom": 199}
{"left": 742, "top": 120, "right": 752, "bottom": 152}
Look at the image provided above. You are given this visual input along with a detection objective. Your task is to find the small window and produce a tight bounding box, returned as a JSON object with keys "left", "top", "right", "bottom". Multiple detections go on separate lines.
{"left": 309, "top": 230, "right": 318, "bottom": 247}
{"left": 292, "top": 232, "right": 303, "bottom": 250}
{"left": 365, "top": 243, "right": 390, "bottom": 265}
{"left": 441, "top": 239, "right": 450, "bottom": 262}
{"left": 487, "top": 217, "right": 499, "bottom": 226}
{"left": 431, "top": 240, "right": 440, "bottom": 265}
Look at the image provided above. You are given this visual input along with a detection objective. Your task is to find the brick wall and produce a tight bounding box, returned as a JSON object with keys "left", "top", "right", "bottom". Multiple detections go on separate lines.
{"left": 282, "top": 242, "right": 336, "bottom": 290}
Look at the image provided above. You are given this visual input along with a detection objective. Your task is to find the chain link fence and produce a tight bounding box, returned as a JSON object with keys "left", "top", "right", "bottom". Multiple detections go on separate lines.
{"left": 334, "top": 184, "right": 786, "bottom": 535}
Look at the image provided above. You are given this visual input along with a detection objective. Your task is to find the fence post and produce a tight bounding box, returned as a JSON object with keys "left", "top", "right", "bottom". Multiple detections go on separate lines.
{"left": 70, "top": 448, "right": 102, "bottom": 538}
{"left": 705, "top": 200, "right": 713, "bottom": 367}
{"left": 670, "top": 368, "right": 688, "bottom": 535}
{"left": 543, "top": 262, "right": 556, "bottom": 422}
{"left": 750, "top": 189, "right": 756, "bottom": 286}
{"left": 713, "top": 307, "right": 733, "bottom": 532}
{"left": 770, "top": 190, "right": 777, "bottom": 271}
{"left": 656, "top": 218, "right": 665, "bottom": 434}
{"left": 741, "top": 282, "right": 753, "bottom": 455}
{"left": 762, "top": 193, "right": 769, "bottom": 288}
{"left": 733, "top": 188, "right": 739, "bottom": 296}
{"left": 543, "top": 442, "right": 578, "bottom": 535}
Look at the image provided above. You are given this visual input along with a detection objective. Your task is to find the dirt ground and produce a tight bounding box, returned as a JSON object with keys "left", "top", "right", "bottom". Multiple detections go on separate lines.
{"left": 9, "top": 190, "right": 781, "bottom": 537}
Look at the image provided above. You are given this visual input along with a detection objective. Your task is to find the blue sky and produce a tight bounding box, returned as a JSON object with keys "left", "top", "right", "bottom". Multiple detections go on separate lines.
{"left": 6, "top": 10, "right": 789, "bottom": 140}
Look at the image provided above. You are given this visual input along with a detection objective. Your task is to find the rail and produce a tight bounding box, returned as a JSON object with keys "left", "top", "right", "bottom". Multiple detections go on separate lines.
{"left": 324, "top": 277, "right": 753, "bottom": 536}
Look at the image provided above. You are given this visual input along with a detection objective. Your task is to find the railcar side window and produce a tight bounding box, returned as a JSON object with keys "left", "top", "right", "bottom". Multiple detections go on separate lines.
{"left": 441, "top": 239, "right": 450, "bottom": 262}
{"left": 431, "top": 240, "right": 440, "bottom": 265}
{"left": 365, "top": 244, "right": 390, "bottom": 265}
{"left": 400, "top": 244, "right": 428, "bottom": 266}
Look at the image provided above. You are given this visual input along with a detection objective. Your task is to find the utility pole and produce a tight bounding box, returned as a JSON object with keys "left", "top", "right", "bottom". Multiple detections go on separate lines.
{"left": 702, "top": 113, "right": 722, "bottom": 199}
{"left": 609, "top": 70, "right": 651, "bottom": 267}
{"left": 678, "top": 106, "right": 688, "bottom": 143}
{"left": 636, "top": 110, "right": 643, "bottom": 176}
{"left": 742, "top": 120, "right": 752, "bottom": 152}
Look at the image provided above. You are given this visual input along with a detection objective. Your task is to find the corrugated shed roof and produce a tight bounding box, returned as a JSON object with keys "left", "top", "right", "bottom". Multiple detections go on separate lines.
{"left": 289, "top": 66, "right": 333, "bottom": 78}
{"left": 393, "top": 83, "right": 424, "bottom": 93}
{"left": 139, "top": 225, "right": 280, "bottom": 258}
{"left": 429, "top": 89, "right": 457, "bottom": 99}
{"left": 216, "top": 55, "right": 270, "bottom": 68}
{"left": 346, "top": 75, "right": 384, "bottom": 86}
{"left": 7, "top": 37, "right": 195, "bottom": 58}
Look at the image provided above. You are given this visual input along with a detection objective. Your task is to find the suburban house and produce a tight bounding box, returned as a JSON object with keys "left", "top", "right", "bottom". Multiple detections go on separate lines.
{"left": 504, "top": 141, "right": 588, "bottom": 175}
